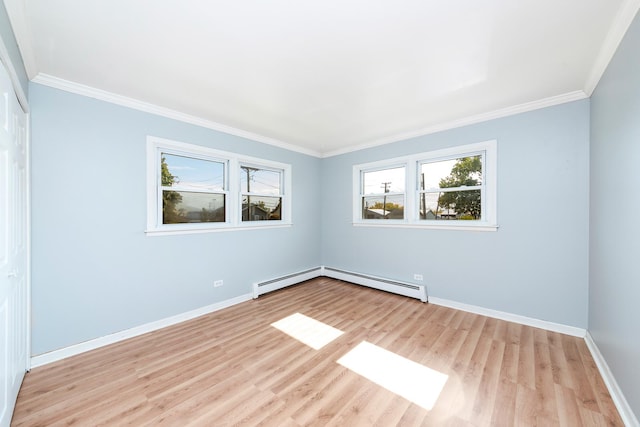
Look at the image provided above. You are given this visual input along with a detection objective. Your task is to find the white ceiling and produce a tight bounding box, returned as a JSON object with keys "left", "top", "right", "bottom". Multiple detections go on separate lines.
{"left": 4, "top": 1, "right": 640, "bottom": 156}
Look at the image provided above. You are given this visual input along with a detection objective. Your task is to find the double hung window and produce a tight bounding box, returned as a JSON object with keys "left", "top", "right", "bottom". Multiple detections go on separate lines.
{"left": 353, "top": 140, "right": 497, "bottom": 230}
{"left": 147, "top": 136, "right": 291, "bottom": 234}
{"left": 240, "top": 165, "right": 283, "bottom": 222}
{"left": 160, "top": 153, "right": 227, "bottom": 224}
{"left": 360, "top": 166, "right": 406, "bottom": 220}
{"left": 418, "top": 154, "right": 483, "bottom": 221}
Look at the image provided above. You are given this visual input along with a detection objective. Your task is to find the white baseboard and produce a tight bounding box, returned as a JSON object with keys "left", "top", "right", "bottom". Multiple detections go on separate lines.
{"left": 30, "top": 293, "right": 253, "bottom": 369}
{"left": 584, "top": 332, "right": 639, "bottom": 427}
{"left": 428, "top": 296, "right": 587, "bottom": 338}
{"left": 29, "top": 269, "right": 589, "bottom": 369}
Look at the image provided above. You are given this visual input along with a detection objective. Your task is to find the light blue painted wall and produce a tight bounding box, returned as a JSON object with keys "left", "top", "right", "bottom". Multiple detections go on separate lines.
{"left": 321, "top": 100, "right": 590, "bottom": 328}
{"left": 29, "top": 83, "right": 321, "bottom": 355}
{"left": 0, "top": 2, "right": 28, "bottom": 97}
{"left": 590, "top": 11, "right": 640, "bottom": 420}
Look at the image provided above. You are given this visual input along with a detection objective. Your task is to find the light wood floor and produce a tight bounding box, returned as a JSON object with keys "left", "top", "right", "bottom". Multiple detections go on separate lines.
{"left": 12, "top": 278, "right": 623, "bottom": 426}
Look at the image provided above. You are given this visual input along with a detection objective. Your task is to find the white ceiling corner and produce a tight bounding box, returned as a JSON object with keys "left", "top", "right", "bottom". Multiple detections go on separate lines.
{"left": 583, "top": 0, "right": 640, "bottom": 96}
{"left": 6, "top": 1, "right": 640, "bottom": 156}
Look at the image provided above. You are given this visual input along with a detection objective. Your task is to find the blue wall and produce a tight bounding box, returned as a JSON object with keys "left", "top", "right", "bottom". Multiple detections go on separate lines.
{"left": 12, "top": 7, "right": 640, "bottom": 419}
{"left": 321, "top": 100, "right": 590, "bottom": 328}
{"left": 590, "top": 11, "right": 640, "bottom": 419}
{"left": 29, "top": 83, "right": 321, "bottom": 355}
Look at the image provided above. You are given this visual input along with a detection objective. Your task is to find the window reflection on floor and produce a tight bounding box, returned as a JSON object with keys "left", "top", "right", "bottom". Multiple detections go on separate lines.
{"left": 271, "top": 312, "right": 344, "bottom": 350}
{"left": 272, "top": 313, "right": 447, "bottom": 410}
{"left": 338, "top": 341, "right": 448, "bottom": 410}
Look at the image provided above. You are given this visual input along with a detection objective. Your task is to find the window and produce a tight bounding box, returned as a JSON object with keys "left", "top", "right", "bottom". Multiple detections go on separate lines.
{"left": 418, "top": 155, "right": 482, "bottom": 221}
{"left": 161, "top": 153, "right": 227, "bottom": 224}
{"left": 353, "top": 140, "right": 497, "bottom": 230}
{"left": 147, "top": 136, "right": 291, "bottom": 235}
{"left": 240, "top": 165, "right": 283, "bottom": 222}
{"left": 360, "top": 166, "right": 405, "bottom": 220}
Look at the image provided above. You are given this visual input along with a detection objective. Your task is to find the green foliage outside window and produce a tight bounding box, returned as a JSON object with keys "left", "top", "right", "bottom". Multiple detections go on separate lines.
{"left": 161, "top": 156, "right": 185, "bottom": 223}
{"left": 437, "top": 156, "right": 482, "bottom": 220}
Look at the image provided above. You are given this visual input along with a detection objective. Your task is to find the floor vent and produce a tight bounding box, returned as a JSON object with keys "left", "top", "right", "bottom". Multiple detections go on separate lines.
{"left": 323, "top": 267, "right": 428, "bottom": 302}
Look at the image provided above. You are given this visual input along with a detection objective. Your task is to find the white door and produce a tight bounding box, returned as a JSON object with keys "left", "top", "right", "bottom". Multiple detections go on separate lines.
{"left": 0, "top": 60, "right": 29, "bottom": 427}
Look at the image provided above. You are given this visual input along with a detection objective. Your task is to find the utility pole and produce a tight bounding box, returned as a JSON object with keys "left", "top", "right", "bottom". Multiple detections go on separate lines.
{"left": 381, "top": 182, "right": 391, "bottom": 218}
{"left": 243, "top": 166, "right": 260, "bottom": 220}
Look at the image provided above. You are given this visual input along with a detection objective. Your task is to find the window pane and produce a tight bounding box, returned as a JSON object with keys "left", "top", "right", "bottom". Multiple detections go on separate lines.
{"left": 419, "top": 190, "right": 481, "bottom": 220}
{"left": 362, "top": 194, "right": 404, "bottom": 219}
{"left": 163, "top": 190, "right": 225, "bottom": 224}
{"left": 242, "top": 196, "right": 282, "bottom": 221}
{"left": 240, "top": 167, "right": 281, "bottom": 195}
{"left": 363, "top": 167, "right": 405, "bottom": 195}
{"left": 162, "top": 153, "right": 224, "bottom": 191}
{"left": 420, "top": 155, "right": 482, "bottom": 190}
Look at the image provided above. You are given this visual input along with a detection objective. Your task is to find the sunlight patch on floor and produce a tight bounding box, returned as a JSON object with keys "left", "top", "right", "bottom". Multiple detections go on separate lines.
{"left": 337, "top": 341, "right": 448, "bottom": 410}
{"left": 271, "top": 312, "right": 344, "bottom": 350}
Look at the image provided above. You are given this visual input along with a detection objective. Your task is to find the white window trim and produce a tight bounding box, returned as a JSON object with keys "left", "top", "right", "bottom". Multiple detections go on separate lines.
{"left": 352, "top": 140, "right": 498, "bottom": 231}
{"left": 146, "top": 136, "right": 292, "bottom": 236}
{"left": 355, "top": 162, "right": 408, "bottom": 224}
{"left": 239, "top": 161, "right": 285, "bottom": 222}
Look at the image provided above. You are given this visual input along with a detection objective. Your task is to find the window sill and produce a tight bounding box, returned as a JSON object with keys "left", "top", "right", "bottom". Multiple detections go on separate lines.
{"left": 146, "top": 223, "right": 292, "bottom": 236}
{"left": 353, "top": 222, "right": 498, "bottom": 232}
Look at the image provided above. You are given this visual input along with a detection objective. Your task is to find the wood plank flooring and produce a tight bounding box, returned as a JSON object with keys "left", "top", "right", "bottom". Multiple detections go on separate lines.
{"left": 11, "top": 278, "right": 623, "bottom": 426}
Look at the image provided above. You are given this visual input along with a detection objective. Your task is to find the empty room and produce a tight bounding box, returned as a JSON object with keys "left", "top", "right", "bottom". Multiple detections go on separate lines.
{"left": 1, "top": 1, "right": 639, "bottom": 426}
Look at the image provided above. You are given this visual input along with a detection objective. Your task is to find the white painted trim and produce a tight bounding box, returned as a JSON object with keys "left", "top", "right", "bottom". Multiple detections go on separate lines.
{"left": 428, "top": 296, "right": 586, "bottom": 338}
{"left": 352, "top": 222, "right": 499, "bottom": 232}
{"left": 0, "top": 17, "right": 29, "bottom": 113}
{"left": 30, "top": 73, "right": 322, "bottom": 158}
{"left": 30, "top": 293, "right": 253, "bottom": 368}
{"left": 0, "top": 41, "right": 31, "bottom": 380}
{"left": 322, "top": 91, "right": 587, "bottom": 158}
{"left": 29, "top": 267, "right": 593, "bottom": 370}
{"left": 145, "top": 223, "right": 292, "bottom": 236}
{"left": 584, "top": 332, "right": 639, "bottom": 427}
{"left": 584, "top": 0, "right": 640, "bottom": 96}
{"left": 31, "top": 73, "right": 589, "bottom": 159}
{"left": 24, "top": 112, "right": 31, "bottom": 371}
{"left": 2, "top": 0, "right": 37, "bottom": 80}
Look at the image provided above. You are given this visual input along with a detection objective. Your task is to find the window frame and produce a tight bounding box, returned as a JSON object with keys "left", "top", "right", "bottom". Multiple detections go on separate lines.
{"left": 146, "top": 136, "right": 292, "bottom": 235}
{"left": 239, "top": 162, "right": 285, "bottom": 223}
{"left": 358, "top": 163, "right": 407, "bottom": 223}
{"left": 158, "top": 150, "right": 229, "bottom": 227}
{"left": 352, "top": 140, "right": 497, "bottom": 231}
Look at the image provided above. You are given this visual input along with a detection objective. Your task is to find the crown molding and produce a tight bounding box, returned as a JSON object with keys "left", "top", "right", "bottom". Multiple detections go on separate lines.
{"left": 321, "top": 90, "right": 588, "bottom": 158}
{"left": 584, "top": 0, "right": 640, "bottom": 96}
{"left": 31, "top": 73, "right": 323, "bottom": 158}
{"left": 32, "top": 74, "right": 590, "bottom": 160}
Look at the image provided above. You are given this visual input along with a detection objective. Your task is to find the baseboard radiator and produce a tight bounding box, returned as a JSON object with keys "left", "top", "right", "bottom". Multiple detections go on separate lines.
{"left": 253, "top": 267, "right": 323, "bottom": 298}
{"left": 253, "top": 266, "right": 427, "bottom": 303}
{"left": 322, "top": 267, "right": 428, "bottom": 302}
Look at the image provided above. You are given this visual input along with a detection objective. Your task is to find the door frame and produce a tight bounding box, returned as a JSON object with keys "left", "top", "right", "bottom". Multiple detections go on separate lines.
{"left": 0, "top": 23, "right": 31, "bottom": 368}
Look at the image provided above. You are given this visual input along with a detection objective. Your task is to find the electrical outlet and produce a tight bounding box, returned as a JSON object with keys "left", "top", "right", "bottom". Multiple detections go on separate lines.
{"left": 214, "top": 280, "right": 223, "bottom": 288}
{"left": 413, "top": 274, "right": 423, "bottom": 281}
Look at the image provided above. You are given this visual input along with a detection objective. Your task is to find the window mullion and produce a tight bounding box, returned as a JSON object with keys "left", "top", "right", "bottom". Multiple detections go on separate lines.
{"left": 228, "top": 158, "right": 238, "bottom": 226}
